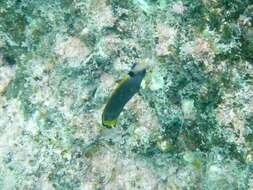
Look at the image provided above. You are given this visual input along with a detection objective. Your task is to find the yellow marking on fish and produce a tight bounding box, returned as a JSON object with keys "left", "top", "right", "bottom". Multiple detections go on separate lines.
{"left": 102, "top": 119, "right": 117, "bottom": 128}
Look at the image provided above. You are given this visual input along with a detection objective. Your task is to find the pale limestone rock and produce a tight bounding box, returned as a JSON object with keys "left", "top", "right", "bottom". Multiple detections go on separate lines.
{"left": 72, "top": 113, "right": 101, "bottom": 144}
{"left": 156, "top": 24, "right": 177, "bottom": 56}
{"left": 39, "top": 176, "right": 54, "bottom": 190}
{"left": 215, "top": 85, "right": 252, "bottom": 144}
{"left": 80, "top": 182, "right": 95, "bottom": 190}
{"left": 54, "top": 36, "right": 90, "bottom": 62}
{"left": 81, "top": 149, "right": 158, "bottom": 190}
{"left": 100, "top": 72, "right": 115, "bottom": 91}
{"left": 113, "top": 161, "right": 157, "bottom": 190}
{"left": 0, "top": 53, "right": 3, "bottom": 65}
{"left": 238, "top": 15, "right": 252, "bottom": 26}
{"left": 28, "top": 59, "right": 57, "bottom": 109}
{"left": 181, "top": 38, "right": 215, "bottom": 64}
{"left": 100, "top": 34, "right": 121, "bottom": 57}
{"left": 89, "top": 0, "right": 116, "bottom": 29}
{"left": 0, "top": 98, "right": 24, "bottom": 159}
{"left": 157, "top": 139, "right": 171, "bottom": 152}
{"left": 126, "top": 95, "right": 160, "bottom": 149}
{"left": 149, "top": 66, "right": 164, "bottom": 91}
{"left": 129, "top": 95, "right": 160, "bottom": 130}
{"left": 249, "top": 175, "right": 253, "bottom": 190}
{"left": 94, "top": 72, "right": 115, "bottom": 102}
{"left": 0, "top": 65, "right": 15, "bottom": 94}
{"left": 113, "top": 58, "right": 131, "bottom": 72}
{"left": 181, "top": 99, "right": 196, "bottom": 120}
{"left": 171, "top": 1, "right": 187, "bottom": 14}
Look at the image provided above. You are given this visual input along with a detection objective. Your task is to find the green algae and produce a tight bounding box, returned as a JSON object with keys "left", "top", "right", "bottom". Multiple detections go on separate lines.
{"left": 0, "top": 0, "right": 252, "bottom": 189}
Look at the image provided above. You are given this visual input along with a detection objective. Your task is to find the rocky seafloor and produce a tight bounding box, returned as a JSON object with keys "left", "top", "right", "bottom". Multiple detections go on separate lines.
{"left": 0, "top": 0, "right": 253, "bottom": 189}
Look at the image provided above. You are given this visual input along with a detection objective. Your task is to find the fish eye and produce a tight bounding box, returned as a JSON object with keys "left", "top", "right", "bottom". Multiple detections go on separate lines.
{"left": 128, "top": 71, "right": 135, "bottom": 77}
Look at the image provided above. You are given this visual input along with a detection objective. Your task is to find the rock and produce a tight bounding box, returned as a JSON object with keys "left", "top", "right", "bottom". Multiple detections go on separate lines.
{"left": 0, "top": 65, "right": 15, "bottom": 94}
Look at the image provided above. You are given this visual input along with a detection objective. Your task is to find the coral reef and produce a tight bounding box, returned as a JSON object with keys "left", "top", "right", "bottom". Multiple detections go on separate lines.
{"left": 0, "top": 0, "right": 252, "bottom": 189}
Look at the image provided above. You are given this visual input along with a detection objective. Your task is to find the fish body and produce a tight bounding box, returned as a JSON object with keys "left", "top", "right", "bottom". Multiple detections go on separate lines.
{"left": 102, "top": 69, "right": 146, "bottom": 127}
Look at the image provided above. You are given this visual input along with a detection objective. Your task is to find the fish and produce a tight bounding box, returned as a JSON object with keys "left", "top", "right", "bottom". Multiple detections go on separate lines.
{"left": 102, "top": 67, "right": 146, "bottom": 127}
